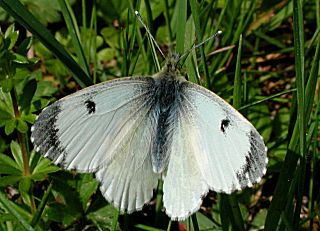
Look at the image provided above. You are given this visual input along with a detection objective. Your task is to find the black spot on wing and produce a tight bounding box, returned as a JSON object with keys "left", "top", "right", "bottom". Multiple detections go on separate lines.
{"left": 85, "top": 99, "right": 96, "bottom": 114}
{"left": 220, "top": 119, "right": 230, "bottom": 133}
{"left": 31, "top": 102, "right": 67, "bottom": 164}
{"left": 236, "top": 130, "right": 266, "bottom": 187}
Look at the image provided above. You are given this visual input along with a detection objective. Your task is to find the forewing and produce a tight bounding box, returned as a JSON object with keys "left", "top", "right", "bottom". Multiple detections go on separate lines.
{"left": 180, "top": 82, "right": 268, "bottom": 193}
{"left": 31, "top": 77, "right": 160, "bottom": 212}
{"left": 32, "top": 77, "right": 153, "bottom": 170}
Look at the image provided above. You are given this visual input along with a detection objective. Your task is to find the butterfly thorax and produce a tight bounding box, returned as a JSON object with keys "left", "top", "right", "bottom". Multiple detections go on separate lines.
{"left": 150, "top": 68, "right": 184, "bottom": 174}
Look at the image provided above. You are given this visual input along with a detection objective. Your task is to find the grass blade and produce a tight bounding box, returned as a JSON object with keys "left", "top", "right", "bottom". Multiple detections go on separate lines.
{"left": 292, "top": 0, "right": 306, "bottom": 228}
{"left": 30, "top": 182, "right": 53, "bottom": 226}
{"left": 189, "top": 0, "right": 210, "bottom": 87}
{"left": 293, "top": 0, "right": 305, "bottom": 159}
{"left": 164, "top": 0, "right": 173, "bottom": 42}
{"left": 239, "top": 89, "right": 297, "bottom": 111}
{"left": 58, "top": 0, "right": 90, "bottom": 77}
{"left": 111, "top": 209, "right": 119, "bottom": 231}
{"left": 233, "top": 34, "right": 243, "bottom": 109}
{"left": 89, "top": 0, "right": 97, "bottom": 84}
{"left": 217, "top": 34, "right": 245, "bottom": 231}
{"left": 175, "top": 0, "right": 187, "bottom": 54}
{"left": 265, "top": 14, "right": 320, "bottom": 231}
{"left": 144, "top": 0, "right": 154, "bottom": 36}
{"left": 191, "top": 214, "right": 199, "bottom": 231}
{"left": 225, "top": 33, "right": 245, "bottom": 231}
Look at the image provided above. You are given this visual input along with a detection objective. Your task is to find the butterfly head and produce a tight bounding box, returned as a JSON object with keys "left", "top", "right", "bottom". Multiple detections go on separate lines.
{"left": 163, "top": 52, "right": 181, "bottom": 74}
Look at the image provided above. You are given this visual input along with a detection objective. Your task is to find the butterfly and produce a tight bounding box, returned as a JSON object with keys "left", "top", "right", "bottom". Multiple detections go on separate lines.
{"left": 31, "top": 50, "right": 267, "bottom": 221}
{"left": 31, "top": 11, "right": 267, "bottom": 219}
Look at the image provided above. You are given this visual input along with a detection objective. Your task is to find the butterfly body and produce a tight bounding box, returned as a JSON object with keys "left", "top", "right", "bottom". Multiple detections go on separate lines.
{"left": 149, "top": 70, "right": 185, "bottom": 173}
{"left": 31, "top": 55, "right": 267, "bottom": 220}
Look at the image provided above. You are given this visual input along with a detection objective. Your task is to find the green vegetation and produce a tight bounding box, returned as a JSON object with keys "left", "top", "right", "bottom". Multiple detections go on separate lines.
{"left": 0, "top": 0, "right": 319, "bottom": 230}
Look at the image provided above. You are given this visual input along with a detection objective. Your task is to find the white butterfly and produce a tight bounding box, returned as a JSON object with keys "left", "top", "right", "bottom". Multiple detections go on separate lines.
{"left": 31, "top": 52, "right": 267, "bottom": 220}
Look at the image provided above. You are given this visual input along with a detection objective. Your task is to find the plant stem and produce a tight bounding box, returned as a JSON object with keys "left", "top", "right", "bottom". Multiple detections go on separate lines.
{"left": 10, "top": 89, "right": 30, "bottom": 177}
{"left": 10, "top": 88, "right": 36, "bottom": 213}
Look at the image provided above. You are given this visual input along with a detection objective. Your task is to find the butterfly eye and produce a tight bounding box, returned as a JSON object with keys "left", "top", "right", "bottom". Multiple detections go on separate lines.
{"left": 220, "top": 119, "right": 230, "bottom": 133}
{"left": 85, "top": 100, "right": 96, "bottom": 114}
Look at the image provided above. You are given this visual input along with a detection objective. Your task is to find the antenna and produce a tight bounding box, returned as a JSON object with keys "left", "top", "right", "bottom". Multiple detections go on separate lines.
{"left": 179, "top": 30, "right": 223, "bottom": 61}
{"left": 135, "top": 11, "right": 165, "bottom": 59}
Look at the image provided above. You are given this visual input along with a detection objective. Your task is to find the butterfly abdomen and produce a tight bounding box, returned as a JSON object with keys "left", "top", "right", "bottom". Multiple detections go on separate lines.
{"left": 151, "top": 75, "right": 183, "bottom": 173}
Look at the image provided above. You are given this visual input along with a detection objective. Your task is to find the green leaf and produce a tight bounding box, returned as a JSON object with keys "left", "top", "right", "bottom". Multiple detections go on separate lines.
{"left": 77, "top": 174, "right": 99, "bottom": 210}
{"left": 12, "top": 67, "right": 30, "bottom": 80}
{"left": 194, "top": 212, "right": 217, "bottom": 230}
{"left": 33, "top": 79, "right": 57, "bottom": 97}
{"left": 21, "top": 113, "right": 36, "bottom": 124}
{"left": 46, "top": 203, "right": 81, "bottom": 225}
{"left": 16, "top": 118, "right": 28, "bottom": 133}
{"left": 0, "top": 175, "right": 22, "bottom": 186}
{"left": 101, "top": 27, "right": 121, "bottom": 49}
{"left": 4, "top": 23, "right": 15, "bottom": 39}
{"left": 19, "top": 78, "right": 37, "bottom": 113}
{"left": 4, "top": 24, "right": 19, "bottom": 50}
{"left": 46, "top": 174, "right": 84, "bottom": 224}
{"left": 0, "top": 0, "right": 92, "bottom": 88}
{"left": 0, "top": 30, "right": 5, "bottom": 53}
{"left": 19, "top": 176, "right": 32, "bottom": 193}
{"left": 49, "top": 172, "right": 84, "bottom": 216}
{"left": 0, "top": 190, "right": 34, "bottom": 231}
{"left": 31, "top": 157, "right": 59, "bottom": 181}
{"left": 0, "top": 153, "right": 22, "bottom": 175}
{"left": 19, "top": 176, "right": 32, "bottom": 205}
{"left": 252, "top": 209, "right": 267, "bottom": 229}
{"left": 86, "top": 204, "right": 119, "bottom": 230}
{"left": 5, "top": 119, "right": 16, "bottom": 135}
{"left": 21, "top": 0, "right": 63, "bottom": 26}
{"left": 17, "top": 36, "right": 33, "bottom": 55}
{"left": 28, "top": 57, "right": 40, "bottom": 64}
{"left": 97, "top": 47, "right": 116, "bottom": 62}
{"left": 12, "top": 53, "right": 39, "bottom": 65}
{"left": 0, "top": 108, "right": 13, "bottom": 120}
{"left": 12, "top": 53, "right": 29, "bottom": 64}
{"left": 10, "top": 141, "right": 23, "bottom": 169}
{"left": 1, "top": 78, "right": 13, "bottom": 92}
{"left": 0, "top": 87, "right": 14, "bottom": 116}
{"left": 30, "top": 99, "right": 50, "bottom": 112}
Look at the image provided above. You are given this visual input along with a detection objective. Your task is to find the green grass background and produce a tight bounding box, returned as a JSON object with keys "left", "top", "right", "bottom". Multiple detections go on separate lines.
{"left": 0, "top": 0, "right": 319, "bottom": 230}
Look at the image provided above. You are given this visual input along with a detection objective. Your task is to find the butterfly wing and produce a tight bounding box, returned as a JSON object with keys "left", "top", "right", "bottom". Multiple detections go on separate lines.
{"left": 31, "top": 77, "right": 160, "bottom": 212}
{"left": 95, "top": 100, "right": 160, "bottom": 212}
{"left": 162, "top": 108, "right": 209, "bottom": 220}
{"left": 163, "top": 81, "right": 267, "bottom": 220}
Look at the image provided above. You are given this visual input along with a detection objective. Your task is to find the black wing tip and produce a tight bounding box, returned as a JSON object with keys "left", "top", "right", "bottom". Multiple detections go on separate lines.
{"left": 31, "top": 102, "right": 67, "bottom": 163}
{"left": 234, "top": 129, "right": 268, "bottom": 189}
